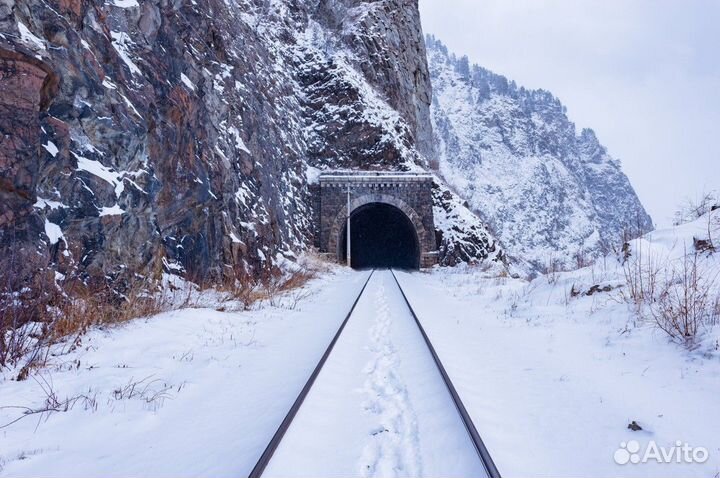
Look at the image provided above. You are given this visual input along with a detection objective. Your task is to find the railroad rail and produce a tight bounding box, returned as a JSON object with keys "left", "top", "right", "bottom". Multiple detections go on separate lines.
{"left": 249, "top": 269, "right": 500, "bottom": 478}
{"left": 390, "top": 269, "right": 501, "bottom": 478}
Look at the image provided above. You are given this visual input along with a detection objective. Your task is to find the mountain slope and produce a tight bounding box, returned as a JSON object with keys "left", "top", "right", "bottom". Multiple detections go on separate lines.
{"left": 0, "top": 0, "right": 502, "bottom": 293}
{"left": 426, "top": 35, "right": 653, "bottom": 270}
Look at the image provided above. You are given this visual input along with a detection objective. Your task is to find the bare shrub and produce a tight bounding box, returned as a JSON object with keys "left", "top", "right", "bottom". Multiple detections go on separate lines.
{"left": 544, "top": 255, "right": 563, "bottom": 284}
{"left": 213, "top": 272, "right": 262, "bottom": 311}
{"left": 620, "top": 237, "right": 670, "bottom": 307}
{"left": 700, "top": 210, "right": 719, "bottom": 254}
{"left": 673, "top": 191, "right": 718, "bottom": 226}
{"left": 2, "top": 245, "right": 319, "bottom": 372}
{"left": 0, "top": 247, "right": 56, "bottom": 368}
{"left": 46, "top": 274, "right": 169, "bottom": 346}
{"left": 573, "top": 248, "right": 592, "bottom": 269}
{"left": 112, "top": 375, "right": 174, "bottom": 407}
{"left": 645, "top": 250, "right": 719, "bottom": 345}
{"left": 1, "top": 260, "right": 170, "bottom": 371}
{"left": 621, "top": 240, "right": 719, "bottom": 346}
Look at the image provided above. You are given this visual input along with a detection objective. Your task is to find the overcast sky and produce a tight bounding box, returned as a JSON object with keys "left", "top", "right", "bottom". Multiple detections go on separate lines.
{"left": 419, "top": 0, "right": 720, "bottom": 226}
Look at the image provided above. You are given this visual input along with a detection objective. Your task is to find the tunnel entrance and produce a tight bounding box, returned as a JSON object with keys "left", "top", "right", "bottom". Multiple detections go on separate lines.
{"left": 339, "top": 202, "right": 420, "bottom": 270}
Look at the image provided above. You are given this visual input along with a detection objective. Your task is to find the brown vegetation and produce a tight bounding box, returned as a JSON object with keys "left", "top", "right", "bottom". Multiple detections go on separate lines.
{"left": 621, "top": 241, "right": 719, "bottom": 347}
{"left": 1, "top": 248, "right": 321, "bottom": 372}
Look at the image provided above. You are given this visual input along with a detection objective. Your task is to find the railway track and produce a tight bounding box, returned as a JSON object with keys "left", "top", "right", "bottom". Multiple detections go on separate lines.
{"left": 249, "top": 269, "right": 500, "bottom": 478}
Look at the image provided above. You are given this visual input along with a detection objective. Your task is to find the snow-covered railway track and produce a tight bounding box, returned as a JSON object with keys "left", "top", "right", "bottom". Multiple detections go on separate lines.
{"left": 249, "top": 269, "right": 500, "bottom": 478}
{"left": 248, "top": 270, "right": 376, "bottom": 478}
{"left": 389, "top": 270, "right": 500, "bottom": 478}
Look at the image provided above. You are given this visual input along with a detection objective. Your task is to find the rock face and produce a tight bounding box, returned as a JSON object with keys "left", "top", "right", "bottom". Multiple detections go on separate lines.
{"left": 1, "top": 0, "right": 498, "bottom": 289}
{"left": 427, "top": 36, "right": 653, "bottom": 270}
{"left": 0, "top": 49, "right": 57, "bottom": 247}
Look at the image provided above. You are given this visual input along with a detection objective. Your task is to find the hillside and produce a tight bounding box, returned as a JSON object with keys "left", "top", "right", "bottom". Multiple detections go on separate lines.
{"left": 0, "top": 0, "right": 500, "bottom": 295}
{"left": 426, "top": 35, "right": 653, "bottom": 270}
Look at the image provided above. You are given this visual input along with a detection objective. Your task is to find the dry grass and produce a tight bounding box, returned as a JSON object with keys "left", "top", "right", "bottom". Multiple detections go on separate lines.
{"left": 645, "top": 249, "right": 719, "bottom": 344}
{"left": 262, "top": 268, "right": 318, "bottom": 309}
{"left": 1, "top": 250, "right": 324, "bottom": 372}
{"left": 621, "top": 239, "right": 667, "bottom": 305}
{"left": 620, "top": 241, "right": 719, "bottom": 347}
{"left": 0, "top": 247, "right": 56, "bottom": 370}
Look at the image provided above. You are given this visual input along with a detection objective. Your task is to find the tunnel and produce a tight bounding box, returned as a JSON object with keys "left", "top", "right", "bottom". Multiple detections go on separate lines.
{"left": 339, "top": 202, "right": 420, "bottom": 270}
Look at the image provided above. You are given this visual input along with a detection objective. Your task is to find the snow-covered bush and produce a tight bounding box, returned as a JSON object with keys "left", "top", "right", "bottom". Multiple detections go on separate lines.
{"left": 673, "top": 191, "right": 719, "bottom": 226}
{"left": 622, "top": 239, "right": 719, "bottom": 347}
{"left": 621, "top": 243, "right": 667, "bottom": 305}
{"left": 543, "top": 255, "right": 563, "bottom": 284}
{"left": 0, "top": 248, "right": 56, "bottom": 369}
{"left": 645, "top": 250, "right": 719, "bottom": 344}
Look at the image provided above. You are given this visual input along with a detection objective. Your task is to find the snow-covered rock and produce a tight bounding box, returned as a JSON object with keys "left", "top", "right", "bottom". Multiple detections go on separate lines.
{"left": 0, "top": 0, "right": 439, "bottom": 288}
{"left": 426, "top": 35, "right": 653, "bottom": 271}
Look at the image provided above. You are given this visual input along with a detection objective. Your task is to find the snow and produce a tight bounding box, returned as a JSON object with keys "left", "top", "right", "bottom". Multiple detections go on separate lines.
{"left": 109, "top": 0, "right": 138, "bottom": 7}
{"left": 180, "top": 73, "right": 196, "bottom": 92}
{"left": 43, "top": 141, "right": 59, "bottom": 157}
{"left": 295, "top": 24, "right": 419, "bottom": 166}
{"left": 73, "top": 153, "right": 125, "bottom": 197}
{"left": 393, "top": 213, "right": 720, "bottom": 477}
{"left": 102, "top": 78, "right": 117, "bottom": 90}
{"left": 235, "top": 186, "right": 252, "bottom": 207}
{"left": 98, "top": 205, "right": 125, "bottom": 217}
{"left": 0, "top": 270, "right": 371, "bottom": 477}
{"left": 110, "top": 31, "right": 141, "bottom": 77}
{"left": 161, "top": 257, "right": 184, "bottom": 274}
{"left": 305, "top": 165, "right": 321, "bottom": 185}
{"left": 426, "top": 38, "right": 651, "bottom": 270}
{"left": 3, "top": 212, "right": 717, "bottom": 476}
{"left": 228, "top": 126, "right": 250, "bottom": 154}
{"left": 118, "top": 92, "right": 141, "bottom": 117}
{"left": 265, "top": 271, "right": 486, "bottom": 476}
{"left": 34, "top": 197, "right": 65, "bottom": 210}
{"left": 228, "top": 232, "right": 242, "bottom": 244}
{"left": 43, "top": 219, "right": 64, "bottom": 245}
{"left": 16, "top": 22, "right": 45, "bottom": 51}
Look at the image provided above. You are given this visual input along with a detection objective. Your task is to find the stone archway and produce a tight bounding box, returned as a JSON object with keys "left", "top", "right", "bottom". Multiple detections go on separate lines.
{"left": 328, "top": 193, "right": 430, "bottom": 266}
{"left": 314, "top": 171, "right": 438, "bottom": 268}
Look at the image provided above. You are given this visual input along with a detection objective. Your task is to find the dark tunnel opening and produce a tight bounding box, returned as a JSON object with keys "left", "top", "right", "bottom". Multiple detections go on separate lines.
{"left": 339, "top": 203, "right": 420, "bottom": 270}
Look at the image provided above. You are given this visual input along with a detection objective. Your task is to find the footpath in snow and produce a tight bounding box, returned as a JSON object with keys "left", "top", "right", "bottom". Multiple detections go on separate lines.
{"left": 264, "top": 270, "right": 485, "bottom": 477}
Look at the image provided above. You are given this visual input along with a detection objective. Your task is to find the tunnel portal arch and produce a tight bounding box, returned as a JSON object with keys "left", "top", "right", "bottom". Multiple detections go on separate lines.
{"left": 334, "top": 199, "right": 422, "bottom": 269}
{"left": 314, "top": 172, "right": 438, "bottom": 268}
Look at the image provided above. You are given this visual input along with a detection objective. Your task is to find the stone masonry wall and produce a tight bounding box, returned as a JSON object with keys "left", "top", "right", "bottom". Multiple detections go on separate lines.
{"left": 318, "top": 177, "right": 437, "bottom": 267}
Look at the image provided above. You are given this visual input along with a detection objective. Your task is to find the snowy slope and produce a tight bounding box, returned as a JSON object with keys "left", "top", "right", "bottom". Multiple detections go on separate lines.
{"left": 0, "top": 270, "right": 371, "bottom": 477}
{"left": 396, "top": 211, "right": 719, "bottom": 477}
{"left": 426, "top": 36, "right": 653, "bottom": 271}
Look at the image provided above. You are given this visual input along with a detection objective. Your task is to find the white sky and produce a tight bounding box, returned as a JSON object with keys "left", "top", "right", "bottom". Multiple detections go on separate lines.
{"left": 419, "top": 0, "right": 720, "bottom": 226}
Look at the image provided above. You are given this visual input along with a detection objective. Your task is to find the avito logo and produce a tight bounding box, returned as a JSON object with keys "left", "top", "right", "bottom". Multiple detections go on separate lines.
{"left": 614, "top": 440, "right": 709, "bottom": 465}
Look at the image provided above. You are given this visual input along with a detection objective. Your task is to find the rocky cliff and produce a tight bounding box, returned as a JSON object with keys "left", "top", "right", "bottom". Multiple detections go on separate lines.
{"left": 426, "top": 35, "right": 653, "bottom": 270}
{"left": 0, "top": 0, "right": 500, "bottom": 293}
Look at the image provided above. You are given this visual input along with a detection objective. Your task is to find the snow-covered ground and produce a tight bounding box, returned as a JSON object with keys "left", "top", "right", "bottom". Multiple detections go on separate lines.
{"left": 0, "top": 269, "right": 371, "bottom": 477}
{"left": 397, "top": 211, "right": 720, "bottom": 477}
{"left": 1, "top": 213, "right": 718, "bottom": 477}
